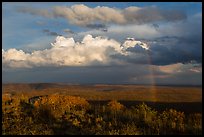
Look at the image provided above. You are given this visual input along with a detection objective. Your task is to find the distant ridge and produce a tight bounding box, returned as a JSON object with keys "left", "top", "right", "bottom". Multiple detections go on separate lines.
{"left": 2, "top": 83, "right": 202, "bottom": 90}
{"left": 2, "top": 83, "right": 68, "bottom": 91}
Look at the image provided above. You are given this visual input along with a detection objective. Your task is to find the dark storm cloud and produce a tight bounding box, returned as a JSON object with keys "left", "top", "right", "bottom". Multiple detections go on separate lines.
{"left": 3, "top": 63, "right": 201, "bottom": 85}
{"left": 109, "top": 34, "right": 201, "bottom": 66}
{"left": 148, "top": 35, "right": 202, "bottom": 65}
{"left": 115, "top": 13, "right": 202, "bottom": 66}
{"left": 2, "top": 65, "right": 134, "bottom": 84}
{"left": 110, "top": 51, "right": 149, "bottom": 65}
{"left": 126, "top": 46, "right": 149, "bottom": 54}
{"left": 2, "top": 64, "right": 165, "bottom": 84}
{"left": 3, "top": 3, "right": 202, "bottom": 85}
{"left": 123, "top": 36, "right": 201, "bottom": 65}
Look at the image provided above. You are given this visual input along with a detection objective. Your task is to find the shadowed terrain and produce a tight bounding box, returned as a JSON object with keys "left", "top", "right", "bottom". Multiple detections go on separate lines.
{"left": 2, "top": 83, "right": 202, "bottom": 114}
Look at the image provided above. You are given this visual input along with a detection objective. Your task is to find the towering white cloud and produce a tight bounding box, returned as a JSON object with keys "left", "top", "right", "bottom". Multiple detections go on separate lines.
{"left": 2, "top": 35, "right": 149, "bottom": 68}
{"left": 122, "top": 38, "right": 149, "bottom": 50}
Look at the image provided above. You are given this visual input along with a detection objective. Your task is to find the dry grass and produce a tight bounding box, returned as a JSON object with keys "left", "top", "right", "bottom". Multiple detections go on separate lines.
{"left": 2, "top": 84, "right": 202, "bottom": 103}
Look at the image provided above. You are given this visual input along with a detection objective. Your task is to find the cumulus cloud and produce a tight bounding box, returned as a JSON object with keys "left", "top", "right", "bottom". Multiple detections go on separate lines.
{"left": 2, "top": 34, "right": 150, "bottom": 68}
{"left": 16, "top": 6, "right": 53, "bottom": 18}
{"left": 3, "top": 32, "right": 202, "bottom": 70}
{"left": 2, "top": 33, "right": 202, "bottom": 69}
{"left": 16, "top": 4, "right": 186, "bottom": 26}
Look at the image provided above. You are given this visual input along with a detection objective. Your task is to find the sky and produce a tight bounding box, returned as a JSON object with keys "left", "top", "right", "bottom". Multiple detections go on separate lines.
{"left": 2, "top": 2, "right": 202, "bottom": 85}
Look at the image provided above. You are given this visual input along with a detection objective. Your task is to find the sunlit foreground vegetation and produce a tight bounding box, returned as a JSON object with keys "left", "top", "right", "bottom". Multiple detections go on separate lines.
{"left": 2, "top": 94, "right": 202, "bottom": 135}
